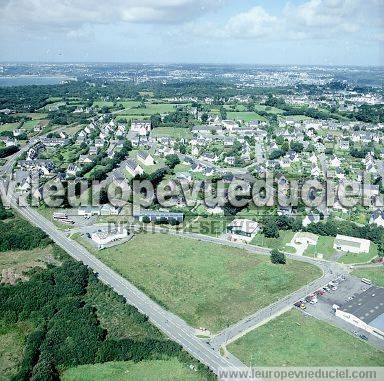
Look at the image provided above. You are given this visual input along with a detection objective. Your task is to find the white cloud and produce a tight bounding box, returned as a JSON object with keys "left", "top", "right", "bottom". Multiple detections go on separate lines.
{"left": 0, "top": 0, "right": 225, "bottom": 29}
{"left": 187, "top": 0, "right": 383, "bottom": 42}
{"left": 224, "top": 6, "right": 278, "bottom": 39}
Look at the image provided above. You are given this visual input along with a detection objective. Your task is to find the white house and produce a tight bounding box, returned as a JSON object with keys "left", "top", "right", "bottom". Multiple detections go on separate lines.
{"left": 369, "top": 209, "right": 384, "bottom": 228}
{"left": 222, "top": 120, "right": 239, "bottom": 131}
{"left": 125, "top": 158, "right": 143, "bottom": 177}
{"left": 302, "top": 213, "right": 321, "bottom": 227}
{"left": 131, "top": 120, "right": 151, "bottom": 136}
{"left": 227, "top": 219, "right": 260, "bottom": 243}
{"left": 137, "top": 151, "right": 155, "bottom": 166}
{"left": 329, "top": 156, "right": 341, "bottom": 168}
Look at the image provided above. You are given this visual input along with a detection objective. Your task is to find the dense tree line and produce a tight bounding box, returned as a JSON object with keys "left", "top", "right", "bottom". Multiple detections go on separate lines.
{"left": 0, "top": 145, "right": 19, "bottom": 158}
{"left": 353, "top": 104, "right": 384, "bottom": 123}
{"left": 265, "top": 95, "right": 344, "bottom": 121}
{"left": 0, "top": 114, "right": 30, "bottom": 124}
{"left": 0, "top": 257, "right": 214, "bottom": 380}
{"left": 0, "top": 218, "right": 51, "bottom": 251}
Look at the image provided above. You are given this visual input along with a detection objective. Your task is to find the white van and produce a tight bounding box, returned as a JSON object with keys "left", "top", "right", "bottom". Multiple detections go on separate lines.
{"left": 361, "top": 278, "right": 372, "bottom": 285}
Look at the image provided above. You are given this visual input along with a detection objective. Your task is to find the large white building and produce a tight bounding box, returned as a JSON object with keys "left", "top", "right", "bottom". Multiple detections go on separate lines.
{"left": 333, "top": 234, "right": 371, "bottom": 254}
{"left": 91, "top": 228, "right": 128, "bottom": 248}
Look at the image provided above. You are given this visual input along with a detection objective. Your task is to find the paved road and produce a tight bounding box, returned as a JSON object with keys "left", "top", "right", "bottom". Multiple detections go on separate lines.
{"left": 2, "top": 194, "right": 248, "bottom": 374}
{"left": 1, "top": 152, "right": 249, "bottom": 376}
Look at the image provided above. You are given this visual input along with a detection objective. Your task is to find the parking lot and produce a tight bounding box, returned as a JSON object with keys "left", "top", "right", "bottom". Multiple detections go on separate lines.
{"left": 294, "top": 275, "right": 384, "bottom": 350}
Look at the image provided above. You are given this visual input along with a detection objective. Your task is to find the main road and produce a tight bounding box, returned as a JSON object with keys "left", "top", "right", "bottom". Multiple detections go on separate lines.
{"left": 0, "top": 144, "right": 346, "bottom": 377}
{"left": 1, "top": 163, "right": 248, "bottom": 375}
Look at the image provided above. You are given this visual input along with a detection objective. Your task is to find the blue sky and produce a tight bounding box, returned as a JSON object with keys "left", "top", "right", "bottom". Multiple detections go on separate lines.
{"left": 0, "top": 0, "right": 383, "bottom": 65}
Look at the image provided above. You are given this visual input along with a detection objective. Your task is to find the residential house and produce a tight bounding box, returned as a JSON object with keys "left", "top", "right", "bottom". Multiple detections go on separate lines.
{"left": 131, "top": 120, "right": 151, "bottom": 136}
{"left": 125, "top": 158, "right": 143, "bottom": 177}
{"left": 369, "top": 209, "right": 384, "bottom": 227}
{"left": 137, "top": 151, "right": 155, "bottom": 166}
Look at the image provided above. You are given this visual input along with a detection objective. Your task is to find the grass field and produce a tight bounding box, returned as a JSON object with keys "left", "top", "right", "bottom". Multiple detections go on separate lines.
{"left": 118, "top": 102, "right": 180, "bottom": 118}
{"left": 251, "top": 231, "right": 295, "bottom": 252}
{"left": 228, "top": 309, "right": 384, "bottom": 367}
{"left": 0, "top": 245, "right": 57, "bottom": 284}
{"left": 62, "top": 359, "right": 205, "bottom": 381}
{"left": 351, "top": 267, "right": 384, "bottom": 287}
{"left": 338, "top": 244, "right": 378, "bottom": 264}
{"left": 84, "top": 233, "right": 321, "bottom": 332}
{"left": 0, "top": 122, "right": 19, "bottom": 132}
{"left": 0, "top": 321, "right": 32, "bottom": 381}
{"left": 227, "top": 111, "right": 266, "bottom": 122}
{"left": 304, "top": 235, "right": 335, "bottom": 260}
{"left": 254, "top": 104, "right": 285, "bottom": 115}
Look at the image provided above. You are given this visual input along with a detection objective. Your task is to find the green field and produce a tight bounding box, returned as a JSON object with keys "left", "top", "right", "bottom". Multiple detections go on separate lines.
{"left": 251, "top": 230, "right": 295, "bottom": 252}
{"left": 228, "top": 309, "right": 384, "bottom": 367}
{"left": 254, "top": 104, "right": 285, "bottom": 115}
{"left": 118, "top": 102, "right": 180, "bottom": 118}
{"left": 0, "top": 321, "right": 32, "bottom": 381}
{"left": 338, "top": 244, "right": 378, "bottom": 264}
{"left": 304, "top": 235, "right": 335, "bottom": 260}
{"left": 83, "top": 233, "right": 321, "bottom": 333}
{"left": 62, "top": 359, "right": 205, "bottom": 381}
{"left": 227, "top": 111, "right": 266, "bottom": 122}
{"left": 0, "top": 122, "right": 19, "bottom": 132}
{"left": 352, "top": 267, "right": 384, "bottom": 287}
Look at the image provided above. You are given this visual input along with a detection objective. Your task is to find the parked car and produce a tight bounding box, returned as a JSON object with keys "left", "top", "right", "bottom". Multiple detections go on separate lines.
{"left": 359, "top": 334, "right": 368, "bottom": 341}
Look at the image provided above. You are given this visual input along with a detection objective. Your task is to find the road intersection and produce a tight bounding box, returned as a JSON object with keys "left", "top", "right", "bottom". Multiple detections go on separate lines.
{"left": 0, "top": 146, "right": 351, "bottom": 377}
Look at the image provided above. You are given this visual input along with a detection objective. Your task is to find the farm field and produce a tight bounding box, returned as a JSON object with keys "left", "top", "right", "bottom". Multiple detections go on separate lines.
{"left": 84, "top": 233, "right": 321, "bottom": 333}
{"left": 62, "top": 359, "right": 205, "bottom": 381}
{"left": 352, "top": 267, "right": 384, "bottom": 287}
{"left": 0, "top": 122, "right": 19, "bottom": 132}
{"left": 228, "top": 309, "right": 384, "bottom": 367}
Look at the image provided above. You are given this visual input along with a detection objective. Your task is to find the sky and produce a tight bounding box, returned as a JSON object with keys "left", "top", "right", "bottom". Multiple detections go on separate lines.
{"left": 0, "top": 0, "right": 383, "bottom": 65}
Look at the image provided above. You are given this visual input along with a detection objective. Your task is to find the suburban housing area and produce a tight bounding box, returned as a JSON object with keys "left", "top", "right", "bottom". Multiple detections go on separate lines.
{"left": 0, "top": 61, "right": 384, "bottom": 380}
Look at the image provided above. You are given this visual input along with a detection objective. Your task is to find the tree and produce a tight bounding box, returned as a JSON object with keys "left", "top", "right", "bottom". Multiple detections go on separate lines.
{"left": 201, "top": 113, "right": 209, "bottom": 123}
{"left": 142, "top": 215, "right": 150, "bottom": 223}
{"left": 291, "top": 142, "right": 304, "bottom": 153}
{"left": 270, "top": 249, "right": 286, "bottom": 264}
{"left": 165, "top": 154, "right": 180, "bottom": 170}
{"left": 268, "top": 149, "right": 284, "bottom": 160}
{"left": 263, "top": 221, "right": 279, "bottom": 238}
{"left": 150, "top": 114, "right": 162, "bottom": 128}
{"left": 219, "top": 106, "right": 227, "bottom": 120}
